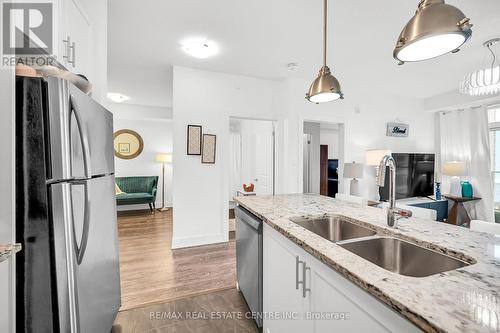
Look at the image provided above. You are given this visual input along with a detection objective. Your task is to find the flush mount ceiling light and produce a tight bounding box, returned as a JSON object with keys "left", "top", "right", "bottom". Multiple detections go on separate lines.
{"left": 107, "top": 92, "right": 130, "bottom": 103}
{"left": 306, "top": 0, "right": 343, "bottom": 103}
{"left": 393, "top": 0, "right": 472, "bottom": 64}
{"left": 460, "top": 38, "right": 500, "bottom": 97}
{"left": 181, "top": 38, "right": 218, "bottom": 59}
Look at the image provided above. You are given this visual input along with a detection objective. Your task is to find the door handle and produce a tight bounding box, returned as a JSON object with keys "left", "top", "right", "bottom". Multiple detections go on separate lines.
{"left": 70, "top": 95, "right": 92, "bottom": 178}
{"left": 71, "top": 181, "right": 91, "bottom": 265}
{"left": 296, "top": 256, "right": 304, "bottom": 290}
{"left": 302, "top": 261, "right": 311, "bottom": 298}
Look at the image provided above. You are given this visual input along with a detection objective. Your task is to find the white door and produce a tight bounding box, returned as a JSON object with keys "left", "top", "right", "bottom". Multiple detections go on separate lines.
{"left": 253, "top": 131, "right": 274, "bottom": 195}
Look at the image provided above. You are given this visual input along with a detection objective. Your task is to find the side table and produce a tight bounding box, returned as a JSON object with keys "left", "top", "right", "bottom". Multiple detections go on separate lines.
{"left": 442, "top": 194, "right": 481, "bottom": 227}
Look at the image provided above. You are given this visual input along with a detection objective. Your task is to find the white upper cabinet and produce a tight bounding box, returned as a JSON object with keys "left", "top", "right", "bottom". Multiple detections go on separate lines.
{"left": 58, "top": 0, "right": 91, "bottom": 77}
{"left": 51, "top": 0, "right": 108, "bottom": 103}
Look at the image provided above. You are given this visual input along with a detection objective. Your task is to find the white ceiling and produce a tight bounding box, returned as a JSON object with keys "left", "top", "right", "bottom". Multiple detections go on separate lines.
{"left": 107, "top": 0, "right": 500, "bottom": 107}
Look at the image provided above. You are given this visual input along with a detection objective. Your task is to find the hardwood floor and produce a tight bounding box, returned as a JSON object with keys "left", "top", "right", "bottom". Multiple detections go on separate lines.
{"left": 112, "top": 288, "right": 258, "bottom": 333}
{"left": 117, "top": 209, "right": 236, "bottom": 311}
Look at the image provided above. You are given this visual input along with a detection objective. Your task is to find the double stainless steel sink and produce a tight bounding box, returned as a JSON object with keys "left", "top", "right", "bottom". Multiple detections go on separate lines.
{"left": 290, "top": 216, "right": 471, "bottom": 277}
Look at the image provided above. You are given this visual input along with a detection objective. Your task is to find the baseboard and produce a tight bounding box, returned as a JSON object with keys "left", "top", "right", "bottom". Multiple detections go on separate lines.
{"left": 117, "top": 202, "right": 173, "bottom": 211}
{"left": 171, "top": 232, "right": 228, "bottom": 249}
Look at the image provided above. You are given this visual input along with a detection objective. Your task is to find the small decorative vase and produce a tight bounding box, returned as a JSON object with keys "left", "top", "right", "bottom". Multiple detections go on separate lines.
{"left": 435, "top": 182, "right": 441, "bottom": 200}
{"left": 461, "top": 181, "right": 473, "bottom": 198}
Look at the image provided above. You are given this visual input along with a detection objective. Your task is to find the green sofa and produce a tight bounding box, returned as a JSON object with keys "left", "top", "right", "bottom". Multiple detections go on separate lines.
{"left": 115, "top": 176, "right": 159, "bottom": 213}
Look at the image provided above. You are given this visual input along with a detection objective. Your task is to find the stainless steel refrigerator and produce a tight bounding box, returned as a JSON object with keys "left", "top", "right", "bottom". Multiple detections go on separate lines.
{"left": 16, "top": 75, "right": 121, "bottom": 332}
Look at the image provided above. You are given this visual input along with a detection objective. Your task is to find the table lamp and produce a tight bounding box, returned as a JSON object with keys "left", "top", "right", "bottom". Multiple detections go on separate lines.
{"left": 343, "top": 162, "right": 364, "bottom": 196}
{"left": 155, "top": 153, "right": 172, "bottom": 211}
{"left": 443, "top": 161, "right": 466, "bottom": 197}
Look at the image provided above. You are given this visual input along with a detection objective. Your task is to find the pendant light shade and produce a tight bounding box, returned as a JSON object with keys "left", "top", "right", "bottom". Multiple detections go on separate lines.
{"left": 460, "top": 38, "right": 500, "bottom": 97}
{"left": 307, "top": 66, "right": 342, "bottom": 103}
{"left": 393, "top": 0, "right": 472, "bottom": 63}
{"left": 306, "top": 0, "right": 343, "bottom": 103}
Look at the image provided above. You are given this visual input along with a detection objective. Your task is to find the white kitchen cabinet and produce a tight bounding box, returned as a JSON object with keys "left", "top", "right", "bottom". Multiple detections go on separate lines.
{"left": 58, "top": 0, "right": 91, "bottom": 77}
{"left": 263, "top": 223, "right": 313, "bottom": 333}
{"left": 263, "top": 223, "right": 421, "bottom": 333}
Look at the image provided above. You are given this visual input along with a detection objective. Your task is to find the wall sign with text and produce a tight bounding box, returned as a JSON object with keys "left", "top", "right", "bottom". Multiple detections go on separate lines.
{"left": 386, "top": 122, "right": 409, "bottom": 137}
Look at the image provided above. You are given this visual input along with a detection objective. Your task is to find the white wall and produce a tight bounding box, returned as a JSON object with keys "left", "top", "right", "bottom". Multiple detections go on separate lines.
{"left": 0, "top": 66, "right": 15, "bottom": 333}
{"left": 106, "top": 102, "right": 172, "bottom": 120}
{"left": 172, "top": 66, "right": 282, "bottom": 249}
{"left": 108, "top": 104, "right": 173, "bottom": 210}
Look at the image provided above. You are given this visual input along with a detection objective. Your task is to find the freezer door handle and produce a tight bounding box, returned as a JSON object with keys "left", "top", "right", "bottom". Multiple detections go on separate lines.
{"left": 70, "top": 94, "right": 92, "bottom": 178}
{"left": 72, "top": 181, "right": 91, "bottom": 265}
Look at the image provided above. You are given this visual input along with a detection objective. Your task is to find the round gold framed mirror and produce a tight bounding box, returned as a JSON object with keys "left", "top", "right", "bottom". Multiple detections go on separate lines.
{"left": 113, "top": 129, "right": 144, "bottom": 159}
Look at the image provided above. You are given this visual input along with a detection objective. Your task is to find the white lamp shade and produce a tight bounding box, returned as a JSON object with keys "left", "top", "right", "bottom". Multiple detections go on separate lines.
{"left": 343, "top": 162, "right": 364, "bottom": 179}
{"left": 366, "top": 149, "right": 392, "bottom": 166}
{"left": 443, "top": 161, "right": 465, "bottom": 176}
{"left": 155, "top": 153, "right": 172, "bottom": 163}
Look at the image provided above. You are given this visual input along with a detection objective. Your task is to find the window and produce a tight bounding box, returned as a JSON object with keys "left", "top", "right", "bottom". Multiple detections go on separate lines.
{"left": 488, "top": 106, "right": 500, "bottom": 219}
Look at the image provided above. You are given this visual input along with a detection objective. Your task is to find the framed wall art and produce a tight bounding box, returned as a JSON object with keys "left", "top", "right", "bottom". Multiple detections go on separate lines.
{"left": 201, "top": 134, "right": 216, "bottom": 164}
{"left": 113, "top": 129, "right": 144, "bottom": 159}
{"left": 187, "top": 125, "right": 202, "bottom": 155}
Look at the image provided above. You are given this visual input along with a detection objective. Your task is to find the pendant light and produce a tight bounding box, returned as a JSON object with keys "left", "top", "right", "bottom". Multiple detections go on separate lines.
{"left": 460, "top": 38, "right": 500, "bottom": 97}
{"left": 393, "top": 0, "right": 472, "bottom": 64}
{"left": 306, "top": 0, "right": 343, "bottom": 103}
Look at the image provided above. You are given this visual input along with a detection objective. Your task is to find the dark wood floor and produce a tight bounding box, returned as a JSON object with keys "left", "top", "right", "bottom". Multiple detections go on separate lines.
{"left": 117, "top": 209, "right": 236, "bottom": 310}
{"left": 112, "top": 288, "right": 258, "bottom": 333}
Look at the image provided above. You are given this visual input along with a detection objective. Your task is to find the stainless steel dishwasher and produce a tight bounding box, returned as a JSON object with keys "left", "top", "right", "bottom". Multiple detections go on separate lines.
{"left": 235, "top": 206, "right": 263, "bottom": 328}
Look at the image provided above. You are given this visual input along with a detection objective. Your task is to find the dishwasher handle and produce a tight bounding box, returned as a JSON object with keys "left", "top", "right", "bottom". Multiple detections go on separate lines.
{"left": 235, "top": 206, "right": 262, "bottom": 231}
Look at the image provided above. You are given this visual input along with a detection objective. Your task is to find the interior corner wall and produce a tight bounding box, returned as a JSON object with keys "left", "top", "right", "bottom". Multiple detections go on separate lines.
{"left": 172, "top": 66, "right": 281, "bottom": 249}
{"left": 111, "top": 116, "right": 173, "bottom": 210}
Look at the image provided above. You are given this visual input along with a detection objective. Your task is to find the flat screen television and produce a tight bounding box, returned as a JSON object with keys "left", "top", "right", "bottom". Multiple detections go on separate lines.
{"left": 379, "top": 153, "right": 435, "bottom": 201}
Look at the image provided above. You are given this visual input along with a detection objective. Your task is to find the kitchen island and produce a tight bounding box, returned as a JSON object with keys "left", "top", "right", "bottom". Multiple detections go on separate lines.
{"left": 234, "top": 194, "right": 500, "bottom": 333}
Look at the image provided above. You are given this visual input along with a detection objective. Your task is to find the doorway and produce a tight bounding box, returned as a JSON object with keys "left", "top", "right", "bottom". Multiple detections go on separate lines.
{"left": 303, "top": 121, "right": 344, "bottom": 198}
{"left": 228, "top": 118, "right": 276, "bottom": 234}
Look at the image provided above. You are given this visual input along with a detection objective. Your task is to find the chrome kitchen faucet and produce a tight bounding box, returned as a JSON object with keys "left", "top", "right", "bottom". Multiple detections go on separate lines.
{"left": 376, "top": 155, "right": 413, "bottom": 227}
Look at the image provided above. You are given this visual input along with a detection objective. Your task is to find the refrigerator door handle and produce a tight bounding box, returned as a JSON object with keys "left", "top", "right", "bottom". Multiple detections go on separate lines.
{"left": 72, "top": 181, "right": 91, "bottom": 265}
{"left": 70, "top": 94, "right": 92, "bottom": 179}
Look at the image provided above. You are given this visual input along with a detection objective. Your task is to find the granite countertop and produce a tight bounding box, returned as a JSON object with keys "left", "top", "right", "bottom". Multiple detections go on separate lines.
{"left": 234, "top": 194, "right": 500, "bottom": 333}
{"left": 0, "top": 244, "right": 22, "bottom": 263}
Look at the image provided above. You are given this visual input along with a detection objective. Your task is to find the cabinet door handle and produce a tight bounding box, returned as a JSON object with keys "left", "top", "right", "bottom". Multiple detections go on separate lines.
{"left": 63, "top": 37, "right": 71, "bottom": 62}
{"left": 302, "top": 262, "right": 311, "bottom": 298}
{"left": 70, "top": 41, "right": 76, "bottom": 67}
{"left": 63, "top": 36, "right": 76, "bottom": 67}
{"left": 295, "top": 256, "right": 304, "bottom": 290}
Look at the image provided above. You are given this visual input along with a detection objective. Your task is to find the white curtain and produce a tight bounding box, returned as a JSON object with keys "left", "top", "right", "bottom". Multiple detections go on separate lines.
{"left": 229, "top": 133, "right": 242, "bottom": 201}
{"left": 439, "top": 107, "right": 495, "bottom": 222}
